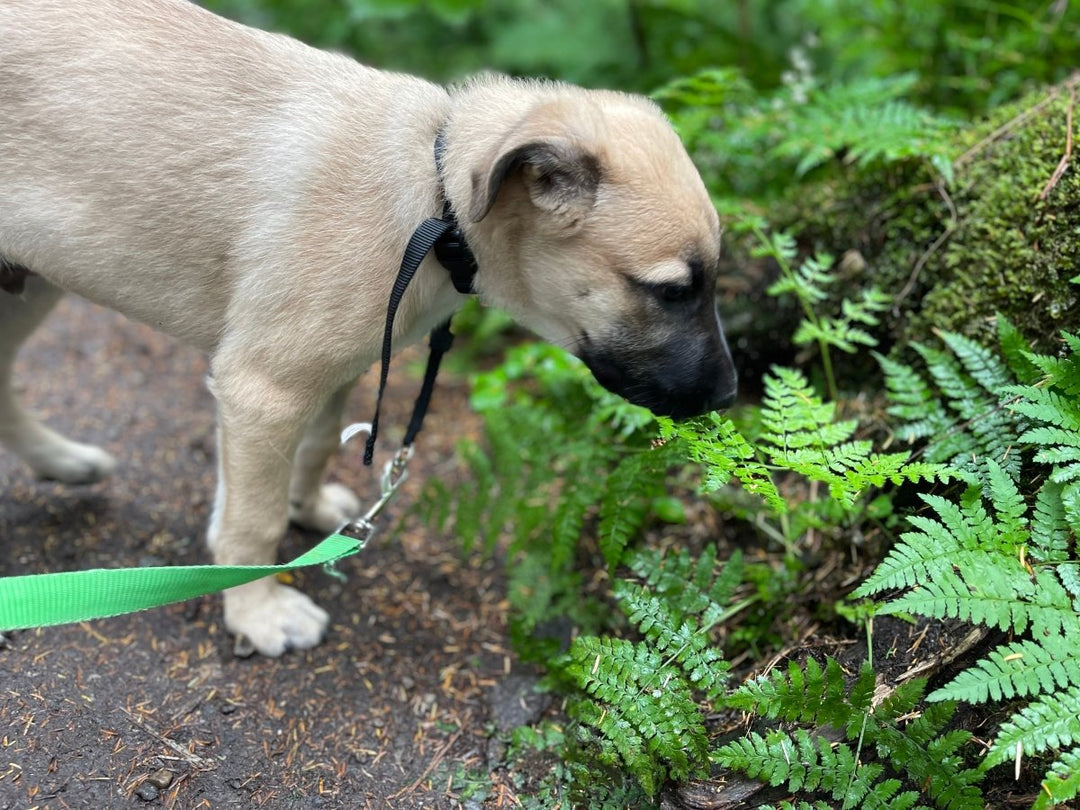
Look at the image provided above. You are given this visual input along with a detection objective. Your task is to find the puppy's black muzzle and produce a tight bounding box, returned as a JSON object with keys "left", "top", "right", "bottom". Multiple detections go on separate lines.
{"left": 580, "top": 321, "right": 738, "bottom": 419}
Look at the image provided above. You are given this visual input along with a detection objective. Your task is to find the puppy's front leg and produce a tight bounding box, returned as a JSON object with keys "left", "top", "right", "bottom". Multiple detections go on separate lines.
{"left": 208, "top": 366, "right": 330, "bottom": 657}
{"left": 288, "top": 383, "right": 361, "bottom": 534}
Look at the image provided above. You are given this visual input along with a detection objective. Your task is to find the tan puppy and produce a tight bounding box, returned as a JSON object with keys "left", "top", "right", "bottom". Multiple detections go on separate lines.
{"left": 0, "top": 0, "right": 736, "bottom": 656}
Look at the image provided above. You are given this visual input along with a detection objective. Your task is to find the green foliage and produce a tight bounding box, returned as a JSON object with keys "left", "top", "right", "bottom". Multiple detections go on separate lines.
{"left": 662, "top": 363, "right": 947, "bottom": 541}
{"left": 662, "top": 70, "right": 957, "bottom": 204}
{"left": 548, "top": 545, "right": 741, "bottom": 796}
{"left": 859, "top": 324, "right": 1080, "bottom": 805}
{"left": 717, "top": 658, "right": 983, "bottom": 809}
{"left": 418, "top": 342, "right": 668, "bottom": 657}
{"left": 877, "top": 316, "right": 1040, "bottom": 481}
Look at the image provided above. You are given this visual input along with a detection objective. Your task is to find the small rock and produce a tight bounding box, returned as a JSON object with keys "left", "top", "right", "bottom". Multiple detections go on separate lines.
{"left": 135, "top": 782, "right": 159, "bottom": 802}
{"left": 220, "top": 702, "right": 238, "bottom": 715}
{"left": 146, "top": 768, "right": 174, "bottom": 790}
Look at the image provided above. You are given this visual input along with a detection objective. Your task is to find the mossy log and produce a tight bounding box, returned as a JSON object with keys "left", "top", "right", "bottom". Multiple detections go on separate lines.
{"left": 725, "top": 76, "right": 1079, "bottom": 367}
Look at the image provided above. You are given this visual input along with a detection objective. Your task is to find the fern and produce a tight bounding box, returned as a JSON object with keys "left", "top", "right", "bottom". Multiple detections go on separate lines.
{"left": 929, "top": 636, "right": 1080, "bottom": 703}
{"left": 598, "top": 444, "right": 678, "bottom": 571}
{"left": 878, "top": 317, "right": 1038, "bottom": 481}
{"left": 715, "top": 729, "right": 924, "bottom": 809}
{"left": 549, "top": 545, "right": 742, "bottom": 795}
{"left": 1034, "top": 748, "right": 1080, "bottom": 809}
{"left": 765, "top": 249, "right": 834, "bottom": 304}
{"left": 760, "top": 367, "right": 948, "bottom": 506}
{"left": 558, "top": 635, "right": 708, "bottom": 795}
{"left": 625, "top": 544, "right": 743, "bottom": 631}
{"left": 771, "top": 77, "right": 956, "bottom": 178}
{"left": 615, "top": 582, "right": 729, "bottom": 702}
{"left": 984, "top": 685, "right": 1080, "bottom": 770}
{"left": 870, "top": 324, "right": 1080, "bottom": 801}
{"left": 719, "top": 658, "right": 982, "bottom": 809}
{"left": 659, "top": 411, "right": 784, "bottom": 512}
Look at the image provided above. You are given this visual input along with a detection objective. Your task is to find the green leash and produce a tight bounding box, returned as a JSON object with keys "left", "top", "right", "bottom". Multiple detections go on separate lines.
{"left": 0, "top": 437, "right": 415, "bottom": 633}
{"left": 0, "top": 532, "right": 365, "bottom": 631}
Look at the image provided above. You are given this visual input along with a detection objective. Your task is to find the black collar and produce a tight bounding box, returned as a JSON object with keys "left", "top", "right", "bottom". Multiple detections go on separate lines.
{"left": 432, "top": 131, "right": 477, "bottom": 295}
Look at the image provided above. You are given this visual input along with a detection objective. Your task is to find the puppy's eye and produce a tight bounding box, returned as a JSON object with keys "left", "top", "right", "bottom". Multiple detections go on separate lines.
{"left": 654, "top": 282, "right": 695, "bottom": 304}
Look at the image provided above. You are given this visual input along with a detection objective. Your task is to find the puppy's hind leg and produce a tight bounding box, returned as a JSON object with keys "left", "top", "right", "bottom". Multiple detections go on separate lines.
{"left": 288, "top": 383, "right": 361, "bottom": 535}
{"left": 0, "top": 276, "right": 117, "bottom": 483}
{"left": 208, "top": 360, "right": 331, "bottom": 657}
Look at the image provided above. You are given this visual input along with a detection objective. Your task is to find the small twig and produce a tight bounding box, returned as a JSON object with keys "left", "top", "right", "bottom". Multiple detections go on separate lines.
{"left": 893, "top": 182, "right": 958, "bottom": 312}
{"left": 121, "top": 707, "right": 215, "bottom": 770}
{"left": 389, "top": 731, "right": 462, "bottom": 799}
{"left": 1039, "top": 84, "right": 1074, "bottom": 200}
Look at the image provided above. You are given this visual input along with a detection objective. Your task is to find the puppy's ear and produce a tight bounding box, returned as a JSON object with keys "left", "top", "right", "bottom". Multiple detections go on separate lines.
{"left": 469, "top": 138, "right": 601, "bottom": 226}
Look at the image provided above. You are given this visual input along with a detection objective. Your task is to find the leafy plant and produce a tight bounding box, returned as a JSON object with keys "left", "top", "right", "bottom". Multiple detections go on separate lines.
{"left": 717, "top": 657, "right": 983, "bottom": 809}
{"left": 547, "top": 546, "right": 742, "bottom": 797}
{"left": 660, "top": 69, "right": 957, "bottom": 204}
{"left": 858, "top": 325, "right": 1080, "bottom": 805}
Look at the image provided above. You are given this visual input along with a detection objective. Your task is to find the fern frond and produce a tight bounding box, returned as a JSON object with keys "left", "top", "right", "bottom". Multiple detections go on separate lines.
{"left": 984, "top": 685, "right": 1080, "bottom": 770}
{"left": 880, "top": 565, "right": 1077, "bottom": 637}
{"left": 939, "top": 330, "right": 1016, "bottom": 397}
{"left": 760, "top": 366, "right": 857, "bottom": 450}
{"left": 912, "top": 341, "right": 1023, "bottom": 479}
{"left": 598, "top": 449, "right": 667, "bottom": 570}
{"left": 1033, "top": 747, "right": 1080, "bottom": 809}
{"left": 1008, "top": 388, "right": 1080, "bottom": 433}
{"left": 766, "top": 251, "right": 834, "bottom": 303}
{"left": 868, "top": 697, "right": 983, "bottom": 810}
{"left": 727, "top": 656, "right": 864, "bottom": 729}
{"left": 996, "top": 314, "right": 1044, "bottom": 384}
{"left": 876, "top": 352, "right": 954, "bottom": 445}
{"left": 713, "top": 729, "right": 921, "bottom": 810}
{"left": 560, "top": 635, "right": 709, "bottom": 791}
{"left": 1024, "top": 331, "right": 1080, "bottom": 396}
{"left": 929, "top": 635, "right": 1080, "bottom": 703}
{"left": 626, "top": 545, "right": 744, "bottom": 630}
{"left": 1030, "top": 481, "right": 1072, "bottom": 563}
{"left": 660, "top": 413, "right": 784, "bottom": 512}
{"left": 615, "top": 581, "right": 730, "bottom": 701}
{"left": 984, "top": 459, "right": 1028, "bottom": 548}
{"left": 853, "top": 491, "right": 998, "bottom": 596}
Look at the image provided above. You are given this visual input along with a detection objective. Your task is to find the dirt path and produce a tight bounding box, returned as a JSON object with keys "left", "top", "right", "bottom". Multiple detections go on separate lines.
{"left": 1, "top": 297, "right": 509, "bottom": 808}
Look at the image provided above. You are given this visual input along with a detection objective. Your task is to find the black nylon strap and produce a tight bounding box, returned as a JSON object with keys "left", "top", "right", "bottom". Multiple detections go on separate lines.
{"left": 362, "top": 131, "right": 478, "bottom": 466}
{"left": 403, "top": 318, "right": 455, "bottom": 447}
{"left": 363, "top": 216, "right": 455, "bottom": 466}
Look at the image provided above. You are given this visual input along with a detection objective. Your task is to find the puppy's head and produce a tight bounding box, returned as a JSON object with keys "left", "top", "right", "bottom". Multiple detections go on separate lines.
{"left": 460, "top": 86, "right": 737, "bottom": 419}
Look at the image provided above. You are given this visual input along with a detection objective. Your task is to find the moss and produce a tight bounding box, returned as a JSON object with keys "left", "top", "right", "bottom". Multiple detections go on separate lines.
{"left": 772, "top": 81, "right": 1079, "bottom": 351}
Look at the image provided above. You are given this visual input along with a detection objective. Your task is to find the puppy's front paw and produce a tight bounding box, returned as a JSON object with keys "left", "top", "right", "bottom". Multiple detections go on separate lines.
{"left": 289, "top": 482, "right": 361, "bottom": 534}
{"left": 223, "top": 578, "right": 329, "bottom": 657}
{"left": 28, "top": 438, "right": 117, "bottom": 484}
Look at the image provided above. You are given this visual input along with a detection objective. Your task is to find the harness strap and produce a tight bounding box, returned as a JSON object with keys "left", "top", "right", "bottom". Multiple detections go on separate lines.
{"left": 362, "top": 131, "right": 477, "bottom": 466}
{"left": 363, "top": 217, "right": 455, "bottom": 466}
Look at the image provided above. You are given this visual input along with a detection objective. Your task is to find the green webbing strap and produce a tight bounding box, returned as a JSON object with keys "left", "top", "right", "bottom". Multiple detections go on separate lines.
{"left": 0, "top": 532, "right": 364, "bottom": 631}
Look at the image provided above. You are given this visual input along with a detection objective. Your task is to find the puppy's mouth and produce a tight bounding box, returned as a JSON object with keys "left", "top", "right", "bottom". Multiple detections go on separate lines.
{"left": 577, "top": 333, "right": 737, "bottom": 419}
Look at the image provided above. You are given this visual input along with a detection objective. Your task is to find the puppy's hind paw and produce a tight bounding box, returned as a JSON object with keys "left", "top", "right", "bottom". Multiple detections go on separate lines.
{"left": 289, "top": 482, "right": 361, "bottom": 534}
{"left": 223, "top": 578, "right": 329, "bottom": 658}
{"left": 28, "top": 439, "right": 117, "bottom": 485}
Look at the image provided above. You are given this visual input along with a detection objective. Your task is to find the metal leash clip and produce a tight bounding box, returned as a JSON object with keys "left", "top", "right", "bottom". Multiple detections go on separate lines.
{"left": 337, "top": 423, "right": 414, "bottom": 544}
